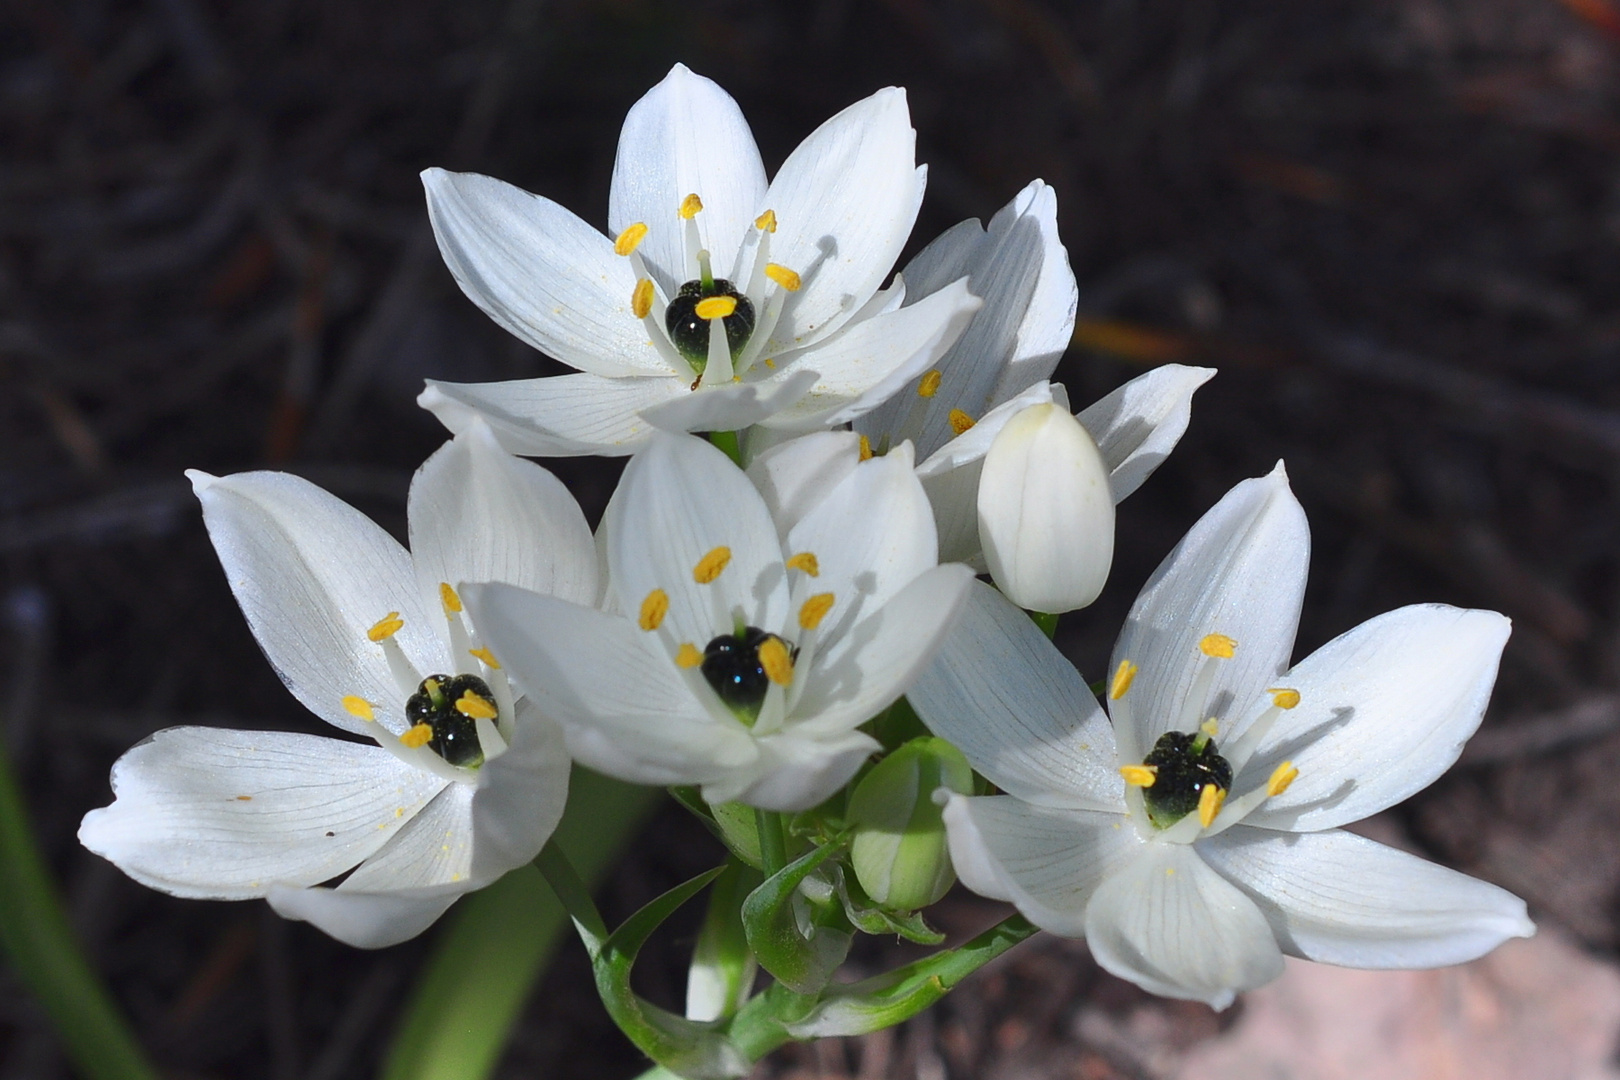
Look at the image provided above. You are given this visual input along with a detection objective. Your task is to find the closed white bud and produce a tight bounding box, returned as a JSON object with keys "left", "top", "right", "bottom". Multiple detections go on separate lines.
{"left": 977, "top": 402, "right": 1115, "bottom": 614}
{"left": 849, "top": 738, "right": 975, "bottom": 911}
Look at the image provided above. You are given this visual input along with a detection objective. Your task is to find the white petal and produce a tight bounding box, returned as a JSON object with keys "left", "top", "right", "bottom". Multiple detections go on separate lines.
{"left": 1199, "top": 826, "right": 1534, "bottom": 968}
{"left": 78, "top": 728, "right": 444, "bottom": 900}
{"left": 705, "top": 730, "right": 880, "bottom": 812}
{"left": 608, "top": 64, "right": 768, "bottom": 294}
{"left": 188, "top": 469, "right": 442, "bottom": 737}
{"left": 419, "top": 374, "right": 683, "bottom": 457}
{"left": 745, "top": 430, "right": 861, "bottom": 540}
{"left": 421, "top": 169, "right": 665, "bottom": 376}
{"left": 761, "top": 89, "right": 923, "bottom": 350}
{"left": 340, "top": 782, "right": 476, "bottom": 891}
{"left": 1075, "top": 365, "right": 1216, "bottom": 503}
{"left": 1240, "top": 605, "right": 1511, "bottom": 831}
{"left": 942, "top": 795, "right": 1142, "bottom": 936}
{"left": 1084, "top": 841, "right": 1284, "bottom": 1009}
{"left": 610, "top": 432, "right": 788, "bottom": 644}
{"left": 465, "top": 700, "right": 571, "bottom": 881}
{"left": 910, "top": 581, "right": 1121, "bottom": 809}
{"left": 638, "top": 368, "right": 819, "bottom": 435}
{"left": 267, "top": 881, "right": 464, "bottom": 949}
{"left": 760, "top": 281, "right": 981, "bottom": 432}
{"left": 1109, "top": 463, "right": 1308, "bottom": 763}
{"left": 793, "top": 563, "right": 974, "bottom": 734}
{"left": 409, "top": 419, "right": 598, "bottom": 610}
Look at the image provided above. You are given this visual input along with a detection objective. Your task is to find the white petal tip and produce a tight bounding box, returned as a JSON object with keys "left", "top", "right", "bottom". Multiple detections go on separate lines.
{"left": 1267, "top": 459, "right": 1290, "bottom": 482}
{"left": 184, "top": 468, "right": 219, "bottom": 494}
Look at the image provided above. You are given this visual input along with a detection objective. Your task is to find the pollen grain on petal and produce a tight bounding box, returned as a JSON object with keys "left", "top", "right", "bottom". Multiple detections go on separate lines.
{"left": 754, "top": 209, "right": 777, "bottom": 232}
{"left": 1120, "top": 764, "right": 1157, "bottom": 787}
{"left": 786, "top": 551, "right": 820, "bottom": 577}
{"left": 455, "top": 690, "right": 498, "bottom": 719}
{"left": 759, "top": 637, "right": 793, "bottom": 686}
{"left": 799, "top": 593, "right": 836, "bottom": 630}
{"left": 917, "top": 369, "right": 942, "bottom": 398}
{"left": 342, "top": 695, "right": 376, "bottom": 721}
{"left": 693, "top": 546, "right": 732, "bottom": 584}
{"left": 368, "top": 612, "right": 404, "bottom": 642}
{"left": 1268, "top": 687, "right": 1301, "bottom": 709}
{"left": 858, "top": 434, "right": 873, "bottom": 461}
{"left": 631, "top": 278, "right": 654, "bottom": 319}
{"left": 401, "top": 723, "right": 434, "bottom": 749}
{"left": 439, "top": 582, "right": 463, "bottom": 615}
{"left": 694, "top": 295, "right": 738, "bottom": 320}
{"left": 1109, "top": 659, "right": 1138, "bottom": 700}
{"left": 638, "top": 589, "right": 669, "bottom": 631}
{"left": 1199, "top": 633, "right": 1237, "bottom": 659}
{"left": 469, "top": 646, "right": 501, "bottom": 669}
{"left": 680, "top": 193, "right": 704, "bottom": 219}
{"left": 948, "top": 409, "right": 976, "bottom": 435}
{"left": 1198, "top": 783, "right": 1227, "bottom": 828}
{"left": 1267, "top": 761, "right": 1299, "bottom": 797}
{"left": 614, "top": 222, "right": 649, "bottom": 256}
{"left": 676, "top": 642, "right": 703, "bottom": 668}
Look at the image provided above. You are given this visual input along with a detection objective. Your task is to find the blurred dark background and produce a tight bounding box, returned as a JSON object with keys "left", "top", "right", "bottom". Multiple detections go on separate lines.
{"left": 5, "top": 0, "right": 1620, "bottom": 1076}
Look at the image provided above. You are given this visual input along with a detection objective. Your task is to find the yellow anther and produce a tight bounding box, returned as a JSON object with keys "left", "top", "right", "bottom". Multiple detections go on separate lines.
{"left": 1199, "top": 633, "right": 1237, "bottom": 659}
{"left": 759, "top": 637, "right": 793, "bottom": 686}
{"left": 455, "top": 690, "right": 498, "bottom": 720}
{"left": 694, "top": 295, "right": 738, "bottom": 320}
{"left": 799, "top": 593, "right": 836, "bottom": 630}
{"left": 1120, "top": 764, "right": 1158, "bottom": 788}
{"left": 638, "top": 589, "right": 669, "bottom": 632}
{"left": 1200, "top": 718, "right": 1220, "bottom": 738}
{"left": 342, "top": 696, "right": 376, "bottom": 722}
{"left": 1267, "top": 761, "right": 1299, "bottom": 797}
{"left": 401, "top": 723, "right": 434, "bottom": 749}
{"left": 948, "top": 409, "right": 976, "bottom": 436}
{"left": 614, "top": 222, "right": 649, "bottom": 256}
{"left": 786, "top": 552, "right": 820, "bottom": 577}
{"left": 858, "top": 434, "right": 873, "bottom": 461}
{"left": 631, "top": 278, "right": 654, "bottom": 319}
{"left": 676, "top": 642, "right": 703, "bottom": 668}
{"left": 754, "top": 209, "right": 777, "bottom": 232}
{"left": 469, "top": 646, "right": 501, "bottom": 669}
{"left": 1109, "top": 660, "right": 1138, "bottom": 701}
{"left": 439, "top": 582, "right": 463, "bottom": 615}
{"left": 693, "top": 546, "right": 731, "bottom": 584}
{"left": 368, "top": 612, "right": 404, "bottom": 642}
{"left": 1268, "top": 687, "right": 1301, "bottom": 710}
{"left": 764, "top": 263, "right": 801, "bottom": 291}
{"left": 1198, "top": 783, "right": 1227, "bottom": 828}
{"left": 680, "top": 193, "right": 704, "bottom": 219}
{"left": 917, "top": 369, "right": 942, "bottom": 398}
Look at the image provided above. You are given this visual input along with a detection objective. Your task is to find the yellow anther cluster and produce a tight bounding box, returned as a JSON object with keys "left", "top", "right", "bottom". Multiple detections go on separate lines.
{"left": 1267, "top": 761, "right": 1299, "bottom": 797}
{"left": 368, "top": 612, "right": 404, "bottom": 642}
{"left": 786, "top": 552, "right": 820, "bottom": 577}
{"left": 439, "top": 582, "right": 463, "bottom": 615}
{"left": 680, "top": 193, "right": 704, "bottom": 219}
{"left": 1120, "top": 764, "right": 1158, "bottom": 787}
{"left": 401, "top": 723, "right": 434, "bottom": 749}
{"left": 693, "top": 546, "right": 731, "bottom": 584}
{"left": 638, "top": 589, "right": 669, "bottom": 631}
{"left": 455, "top": 690, "right": 498, "bottom": 720}
{"left": 676, "top": 642, "right": 703, "bottom": 668}
{"left": 764, "top": 263, "right": 801, "bottom": 291}
{"left": 469, "top": 646, "right": 501, "bottom": 669}
{"left": 917, "top": 369, "right": 942, "bottom": 398}
{"left": 614, "top": 222, "right": 649, "bottom": 256}
{"left": 948, "top": 409, "right": 976, "bottom": 436}
{"left": 1197, "top": 783, "right": 1227, "bottom": 828}
{"left": 631, "top": 278, "right": 654, "bottom": 319}
{"left": 758, "top": 637, "right": 793, "bottom": 686}
{"left": 858, "top": 434, "right": 873, "bottom": 461}
{"left": 754, "top": 209, "right": 777, "bottom": 232}
{"left": 1109, "top": 659, "right": 1138, "bottom": 701}
{"left": 342, "top": 696, "right": 376, "bottom": 721}
{"left": 799, "top": 593, "right": 836, "bottom": 630}
{"left": 1268, "top": 687, "right": 1301, "bottom": 709}
{"left": 1199, "top": 633, "right": 1237, "bottom": 659}
{"left": 694, "top": 295, "right": 738, "bottom": 320}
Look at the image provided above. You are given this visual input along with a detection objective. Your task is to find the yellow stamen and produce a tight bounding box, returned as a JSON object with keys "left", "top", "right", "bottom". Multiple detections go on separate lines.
{"left": 469, "top": 646, "right": 501, "bottom": 669}
{"left": 948, "top": 409, "right": 976, "bottom": 436}
{"left": 368, "top": 612, "right": 404, "bottom": 642}
{"left": 638, "top": 589, "right": 669, "bottom": 632}
{"left": 1120, "top": 764, "right": 1158, "bottom": 787}
{"left": 799, "top": 593, "right": 835, "bottom": 630}
{"left": 694, "top": 295, "right": 738, "bottom": 320}
{"left": 1109, "top": 660, "right": 1138, "bottom": 701}
{"left": 631, "top": 278, "right": 654, "bottom": 319}
{"left": 401, "top": 723, "right": 434, "bottom": 749}
{"left": 858, "top": 434, "right": 873, "bottom": 461}
{"left": 1267, "top": 761, "right": 1299, "bottom": 797}
{"left": 754, "top": 209, "right": 777, "bottom": 232}
{"left": 758, "top": 637, "right": 793, "bottom": 686}
{"left": 439, "top": 582, "right": 462, "bottom": 615}
{"left": 341, "top": 696, "right": 375, "bottom": 721}
{"left": 693, "top": 546, "right": 731, "bottom": 584}
{"left": 1268, "top": 687, "right": 1301, "bottom": 709}
{"left": 786, "top": 552, "right": 820, "bottom": 577}
{"left": 680, "top": 193, "right": 703, "bottom": 219}
{"left": 676, "top": 642, "right": 703, "bottom": 668}
{"left": 1198, "top": 783, "right": 1227, "bottom": 828}
{"left": 917, "top": 369, "right": 942, "bottom": 398}
{"left": 455, "top": 690, "right": 498, "bottom": 720}
{"left": 764, "top": 263, "right": 801, "bottom": 291}
{"left": 1199, "top": 633, "right": 1237, "bottom": 659}
{"left": 614, "top": 222, "right": 649, "bottom": 256}
{"left": 1200, "top": 718, "right": 1220, "bottom": 738}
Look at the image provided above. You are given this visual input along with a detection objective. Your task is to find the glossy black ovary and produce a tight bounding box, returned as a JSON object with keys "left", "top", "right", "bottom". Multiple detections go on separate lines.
{"left": 701, "top": 626, "right": 792, "bottom": 717}
{"left": 1141, "top": 730, "right": 1233, "bottom": 829}
{"left": 665, "top": 279, "right": 755, "bottom": 370}
{"left": 405, "top": 673, "right": 496, "bottom": 768}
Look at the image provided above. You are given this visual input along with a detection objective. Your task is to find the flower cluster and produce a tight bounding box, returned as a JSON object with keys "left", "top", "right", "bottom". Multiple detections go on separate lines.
{"left": 82, "top": 62, "right": 1531, "bottom": 1054}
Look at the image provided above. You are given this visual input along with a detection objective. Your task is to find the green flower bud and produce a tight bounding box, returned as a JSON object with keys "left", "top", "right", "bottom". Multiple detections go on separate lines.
{"left": 848, "top": 737, "right": 974, "bottom": 911}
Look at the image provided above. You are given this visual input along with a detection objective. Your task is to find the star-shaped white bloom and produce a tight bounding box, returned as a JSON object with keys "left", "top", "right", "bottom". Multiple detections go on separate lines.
{"left": 79, "top": 422, "right": 594, "bottom": 948}
{"left": 462, "top": 431, "right": 973, "bottom": 812}
{"left": 909, "top": 463, "right": 1534, "bottom": 1008}
{"left": 418, "top": 64, "right": 981, "bottom": 455}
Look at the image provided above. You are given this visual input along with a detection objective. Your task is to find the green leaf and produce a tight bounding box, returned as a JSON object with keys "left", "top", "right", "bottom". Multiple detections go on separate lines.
{"left": 836, "top": 874, "right": 945, "bottom": 946}
{"left": 740, "top": 840, "right": 852, "bottom": 994}
{"left": 381, "top": 767, "right": 659, "bottom": 1080}
{"left": 686, "top": 861, "right": 761, "bottom": 1022}
{"left": 0, "top": 734, "right": 161, "bottom": 1080}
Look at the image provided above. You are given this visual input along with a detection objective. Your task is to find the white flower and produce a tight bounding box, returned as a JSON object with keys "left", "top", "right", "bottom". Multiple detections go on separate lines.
{"left": 462, "top": 431, "right": 973, "bottom": 812}
{"left": 418, "top": 64, "right": 981, "bottom": 455}
{"left": 909, "top": 463, "right": 1534, "bottom": 1008}
{"left": 78, "top": 421, "right": 594, "bottom": 948}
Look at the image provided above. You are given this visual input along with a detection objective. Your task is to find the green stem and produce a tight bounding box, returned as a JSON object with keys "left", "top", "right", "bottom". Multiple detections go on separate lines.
{"left": 1029, "top": 610, "right": 1059, "bottom": 638}
{"left": 755, "top": 808, "right": 786, "bottom": 878}
{"left": 708, "top": 429, "right": 743, "bottom": 466}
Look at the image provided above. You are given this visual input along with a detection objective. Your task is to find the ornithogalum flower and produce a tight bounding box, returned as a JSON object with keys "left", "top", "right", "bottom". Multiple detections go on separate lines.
{"left": 79, "top": 421, "right": 594, "bottom": 947}
{"left": 463, "top": 431, "right": 973, "bottom": 811}
{"left": 418, "top": 63, "right": 980, "bottom": 455}
{"left": 910, "top": 464, "right": 1534, "bottom": 1008}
